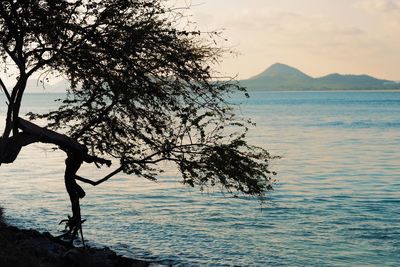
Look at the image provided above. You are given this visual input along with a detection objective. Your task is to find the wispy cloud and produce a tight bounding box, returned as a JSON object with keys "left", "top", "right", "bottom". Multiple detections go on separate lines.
{"left": 223, "top": 9, "right": 301, "bottom": 32}
{"left": 355, "top": 0, "right": 400, "bottom": 12}
{"left": 218, "top": 8, "right": 365, "bottom": 37}
{"left": 188, "top": 0, "right": 400, "bottom": 80}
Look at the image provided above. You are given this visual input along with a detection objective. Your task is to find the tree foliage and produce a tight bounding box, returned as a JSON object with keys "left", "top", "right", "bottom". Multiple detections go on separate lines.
{"left": 0, "top": 0, "right": 275, "bottom": 235}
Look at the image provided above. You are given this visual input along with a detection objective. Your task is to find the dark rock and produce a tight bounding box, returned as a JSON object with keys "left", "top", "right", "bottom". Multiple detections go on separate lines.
{"left": 0, "top": 223, "right": 152, "bottom": 267}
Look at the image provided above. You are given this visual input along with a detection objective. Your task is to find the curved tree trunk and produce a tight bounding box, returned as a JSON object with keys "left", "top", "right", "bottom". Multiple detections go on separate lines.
{"left": 63, "top": 151, "right": 87, "bottom": 242}
{"left": 0, "top": 117, "right": 111, "bottom": 245}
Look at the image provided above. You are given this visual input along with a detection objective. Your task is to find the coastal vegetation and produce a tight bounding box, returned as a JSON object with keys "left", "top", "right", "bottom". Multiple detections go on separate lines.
{"left": 0, "top": 0, "right": 275, "bottom": 245}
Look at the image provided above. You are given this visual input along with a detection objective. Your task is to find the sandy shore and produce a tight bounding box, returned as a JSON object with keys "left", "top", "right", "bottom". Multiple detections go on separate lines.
{"left": 0, "top": 207, "right": 152, "bottom": 267}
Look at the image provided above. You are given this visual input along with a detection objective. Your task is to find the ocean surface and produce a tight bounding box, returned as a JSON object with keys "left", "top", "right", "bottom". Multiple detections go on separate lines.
{"left": 1, "top": 91, "right": 399, "bottom": 266}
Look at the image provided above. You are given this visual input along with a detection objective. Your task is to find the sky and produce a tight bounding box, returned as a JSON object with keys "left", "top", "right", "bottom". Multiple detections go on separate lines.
{"left": 172, "top": 0, "right": 400, "bottom": 80}
{"left": 2, "top": 0, "right": 399, "bottom": 87}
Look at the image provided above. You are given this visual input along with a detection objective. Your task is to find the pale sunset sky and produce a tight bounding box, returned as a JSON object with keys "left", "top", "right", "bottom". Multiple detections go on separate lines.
{"left": 174, "top": 0, "right": 400, "bottom": 80}
{"left": 2, "top": 0, "right": 399, "bottom": 86}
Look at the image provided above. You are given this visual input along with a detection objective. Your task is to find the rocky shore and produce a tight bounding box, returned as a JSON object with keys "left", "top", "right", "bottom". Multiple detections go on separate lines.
{"left": 0, "top": 207, "right": 151, "bottom": 267}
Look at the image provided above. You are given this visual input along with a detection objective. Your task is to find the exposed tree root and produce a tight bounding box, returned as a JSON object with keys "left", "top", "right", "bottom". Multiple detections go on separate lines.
{"left": 58, "top": 215, "right": 87, "bottom": 247}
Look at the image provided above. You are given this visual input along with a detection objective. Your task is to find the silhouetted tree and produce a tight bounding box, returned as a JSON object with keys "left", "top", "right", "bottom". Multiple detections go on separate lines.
{"left": 0, "top": 0, "right": 275, "bottom": 244}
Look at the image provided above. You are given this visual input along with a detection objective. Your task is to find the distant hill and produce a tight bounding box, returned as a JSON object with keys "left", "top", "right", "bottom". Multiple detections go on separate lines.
{"left": 241, "top": 63, "right": 400, "bottom": 90}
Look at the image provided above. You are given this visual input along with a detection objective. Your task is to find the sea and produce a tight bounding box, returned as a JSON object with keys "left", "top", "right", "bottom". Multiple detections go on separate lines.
{"left": 0, "top": 91, "right": 399, "bottom": 266}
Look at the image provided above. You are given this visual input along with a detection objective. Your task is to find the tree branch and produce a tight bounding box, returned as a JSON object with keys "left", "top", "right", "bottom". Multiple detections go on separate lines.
{"left": 17, "top": 117, "right": 85, "bottom": 152}
{"left": 75, "top": 166, "right": 124, "bottom": 186}
{"left": 0, "top": 78, "right": 11, "bottom": 102}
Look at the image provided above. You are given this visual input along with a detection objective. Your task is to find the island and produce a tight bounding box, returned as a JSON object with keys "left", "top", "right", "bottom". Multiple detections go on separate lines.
{"left": 241, "top": 63, "right": 400, "bottom": 91}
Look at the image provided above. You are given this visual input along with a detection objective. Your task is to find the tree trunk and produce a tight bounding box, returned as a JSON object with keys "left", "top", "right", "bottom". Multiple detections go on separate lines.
{"left": 1, "top": 117, "right": 112, "bottom": 245}
{"left": 64, "top": 152, "right": 86, "bottom": 242}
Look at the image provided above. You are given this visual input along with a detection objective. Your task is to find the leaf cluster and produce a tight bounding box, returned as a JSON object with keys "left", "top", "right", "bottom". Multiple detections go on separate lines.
{"left": 0, "top": 0, "right": 276, "bottom": 198}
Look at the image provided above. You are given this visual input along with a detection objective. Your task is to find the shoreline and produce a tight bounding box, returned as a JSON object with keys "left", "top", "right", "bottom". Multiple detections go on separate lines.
{"left": 0, "top": 208, "right": 152, "bottom": 267}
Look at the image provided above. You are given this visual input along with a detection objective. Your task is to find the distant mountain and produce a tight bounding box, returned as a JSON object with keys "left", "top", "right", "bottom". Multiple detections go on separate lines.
{"left": 241, "top": 63, "right": 400, "bottom": 90}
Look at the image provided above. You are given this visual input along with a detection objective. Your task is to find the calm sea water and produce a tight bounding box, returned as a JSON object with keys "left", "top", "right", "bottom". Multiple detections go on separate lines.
{"left": 1, "top": 91, "right": 400, "bottom": 266}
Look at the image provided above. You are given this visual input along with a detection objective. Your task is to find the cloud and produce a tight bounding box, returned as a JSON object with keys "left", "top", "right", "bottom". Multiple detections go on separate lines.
{"left": 238, "top": 11, "right": 300, "bottom": 31}
{"left": 355, "top": 0, "right": 400, "bottom": 12}
{"left": 355, "top": 0, "right": 400, "bottom": 34}
{"left": 218, "top": 8, "right": 364, "bottom": 37}
{"left": 204, "top": 8, "right": 302, "bottom": 33}
{"left": 186, "top": 1, "right": 400, "bottom": 80}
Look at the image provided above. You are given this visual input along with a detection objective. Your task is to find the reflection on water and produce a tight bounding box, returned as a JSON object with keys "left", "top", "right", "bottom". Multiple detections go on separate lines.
{"left": 1, "top": 91, "right": 400, "bottom": 266}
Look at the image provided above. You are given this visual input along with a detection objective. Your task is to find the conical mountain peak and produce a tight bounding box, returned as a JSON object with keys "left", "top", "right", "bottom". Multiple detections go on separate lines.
{"left": 250, "top": 63, "right": 312, "bottom": 80}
